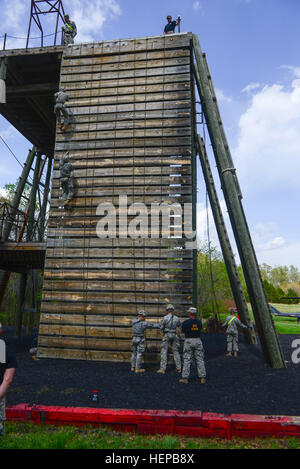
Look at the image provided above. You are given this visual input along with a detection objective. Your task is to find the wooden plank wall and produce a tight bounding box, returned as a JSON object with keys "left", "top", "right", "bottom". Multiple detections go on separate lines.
{"left": 37, "top": 33, "right": 195, "bottom": 362}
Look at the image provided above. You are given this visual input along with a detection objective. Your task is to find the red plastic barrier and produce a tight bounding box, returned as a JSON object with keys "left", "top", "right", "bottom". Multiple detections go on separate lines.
{"left": 6, "top": 404, "right": 300, "bottom": 440}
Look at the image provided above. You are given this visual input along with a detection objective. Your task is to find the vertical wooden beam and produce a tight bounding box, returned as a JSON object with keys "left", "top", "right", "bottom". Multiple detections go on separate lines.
{"left": 192, "top": 34, "right": 284, "bottom": 368}
{"left": 3, "top": 146, "right": 36, "bottom": 241}
{"left": 26, "top": 151, "right": 42, "bottom": 242}
{"left": 38, "top": 156, "right": 52, "bottom": 241}
{"left": 190, "top": 42, "right": 198, "bottom": 308}
{"left": 197, "top": 135, "right": 256, "bottom": 344}
{"left": 26, "top": 270, "right": 37, "bottom": 336}
{"left": 15, "top": 272, "right": 27, "bottom": 339}
{"left": 0, "top": 146, "right": 37, "bottom": 310}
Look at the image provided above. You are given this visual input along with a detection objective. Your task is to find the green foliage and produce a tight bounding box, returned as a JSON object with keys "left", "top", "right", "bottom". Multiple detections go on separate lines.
{"left": 281, "top": 288, "right": 299, "bottom": 304}
{"left": 197, "top": 242, "right": 232, "bottom": 318}
{"left": 263, "top": 279, "right": 284, "bottom": 303}
{"left": 196, "top": 242, "right": 300, "bottom": 323}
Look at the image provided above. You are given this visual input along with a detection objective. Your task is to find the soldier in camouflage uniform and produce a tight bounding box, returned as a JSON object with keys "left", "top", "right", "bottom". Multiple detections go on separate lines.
{"left": 179, "top": 307, "right": 206, "bottom": 384}
{"left": 157, "top": 304, "right": 182, "bottom": 374}
{"left": 63, "top": 14, "right": 77, "bottom": 46}
{"left": 222, "top": 309, "right": 249, "bottom": 357}
{"left": 54, "top": 89, "right": 70, "bottom": 132}
{"left": 0, "top": 323, "right": 18, "bottom": 436}
{"left": 131, "top": 310, "right": 160, "bottom": 373}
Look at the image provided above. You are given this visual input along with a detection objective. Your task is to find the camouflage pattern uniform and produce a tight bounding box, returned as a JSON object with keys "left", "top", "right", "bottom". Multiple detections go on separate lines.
{"left": 181, "top": 308, "right": 206, "bottom": 381}
{"left": 222, "top": 314, "right": 248, "bottom": 354}
{"left": 54, "top": 89, "right": 70, "bottom": 130}
{"left": 131, "top": 311, "right": 160, "bottom": 372}
{"left": 63, "top": 18, "right": 77, "bottom": 45}
{"left": 0, "top": 397, "right": 5, "bottom": 436}
{"left": 158, "top": 305, "right": 181, "bottom": 372}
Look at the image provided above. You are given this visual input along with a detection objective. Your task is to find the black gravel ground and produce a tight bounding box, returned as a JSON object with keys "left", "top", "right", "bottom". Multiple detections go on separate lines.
{"left": 2, "top": 327, "right": 300, "bottom": 416}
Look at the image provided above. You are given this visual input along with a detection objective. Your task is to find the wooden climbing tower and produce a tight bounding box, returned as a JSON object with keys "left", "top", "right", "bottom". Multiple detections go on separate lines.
{"left": 38, "top": 34, "right": 197, "bottom": 361}
{"left": 0, "top": 31, "right": 285, "bottom": 368}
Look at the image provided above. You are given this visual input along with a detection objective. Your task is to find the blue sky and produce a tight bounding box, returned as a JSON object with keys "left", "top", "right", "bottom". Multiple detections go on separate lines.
{"left": 0, "top": 0, "right": 300, "bottom": 269}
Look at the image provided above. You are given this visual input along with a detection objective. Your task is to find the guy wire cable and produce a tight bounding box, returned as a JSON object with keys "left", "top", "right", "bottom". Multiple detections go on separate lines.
{"left": 111, "top": 39, "right": 121, "bottom": 354}
{"left": 82, "top": 41, "right": 93, "bottom": 361}
{"left": 87, "top": 40, "right": 99, "bottom": 360}
{"left": 132, "top": 38, "right": 138, "bottom": 317}
{"left": 143, "top": 37, "right": 148, "bottom": 318}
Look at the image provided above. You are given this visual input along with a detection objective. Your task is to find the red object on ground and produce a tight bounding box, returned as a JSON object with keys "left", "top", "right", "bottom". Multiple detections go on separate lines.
{"left": 6, "top": 404, "right": 300, "bottom": 440}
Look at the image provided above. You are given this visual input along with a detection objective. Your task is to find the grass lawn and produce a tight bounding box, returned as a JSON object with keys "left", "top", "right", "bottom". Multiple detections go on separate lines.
{"left": 0, "top": 422, "right": 299, "bottom": 450}
{"left": 2, "top": 305, "right": 299, "bottom": 450}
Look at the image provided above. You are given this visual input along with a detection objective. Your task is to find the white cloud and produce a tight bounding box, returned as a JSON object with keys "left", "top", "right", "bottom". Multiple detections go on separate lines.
{"left": 215, "top": 88, "right": 233, "bottom": 103}
{"left": 65, "top": 0, "right": 122, "bottom": 43}
{"left": 234, "top": 77, "right": 300, "bottom": 193}
{"left": 196, "top": 199, "right": 231, "bottom": 248}
{"left": 193, "top": 1, "right": 203, "bottom": 11}
{"left": 0, "top": 0, "right": 122, "bottom": 49}
{"left": 280, "top": 65, "right": 300, "bottom": 78}
{"left": 241, "top": 82, "right": 261, "bottom": 94}
{"left": 0, "top": 0, "right": 28, "bottom": 49}
{"left": 256, "top": 241, "right": 300, "bottom": 269}
{"left": 256, "top": 236, "right": 285, "bottom": 252}
{"left": 0, "top": 187, "right": 8, "bottom": 197}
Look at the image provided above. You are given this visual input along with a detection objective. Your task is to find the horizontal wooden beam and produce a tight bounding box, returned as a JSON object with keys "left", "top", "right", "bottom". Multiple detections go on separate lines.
{"left": 7, "top": 82, "right": 58, "bottom": 97}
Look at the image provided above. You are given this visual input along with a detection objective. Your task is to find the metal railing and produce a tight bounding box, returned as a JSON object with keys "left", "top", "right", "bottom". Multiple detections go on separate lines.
{"left": 0, "top": 201, "right": 41, "bottom": 242}
{"left": 1, "top": 28, "right": 64, "bottom": 51}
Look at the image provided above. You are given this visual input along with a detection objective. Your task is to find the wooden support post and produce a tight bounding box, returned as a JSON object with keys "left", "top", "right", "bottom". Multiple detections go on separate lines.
{"left": 25, "top": 270, "right": 37, "bottom": 336}
{"left": 38, "top": 156, "right": 52, "bottom": 241}
{"left": 197, "top": 135, "right": 256, "bottom": 344}
{"left": 15, "top": 272, "right": 27, "bottom": 339}
{"left": 3, "top": 146, "right": 36, "bottom": 241}
{"left": 3, "top": 33, "right": 7, "bottom": 51}
{"left": 0, "top": 146, "right": 37, "bottom": 310}
{"left": 0, "top": 57, "right": 7, "bottom": 103}
{"left": 192, "top": 34, "right": 285, "bottom": 368}
{"left": 0, "top": 57, "right": 7, "bottom": 80}
{"left": 190, "top": 48, "right": 198, "bottom": 308}
{"left": 26, "top": 151, "right": 42, "bottom": 242}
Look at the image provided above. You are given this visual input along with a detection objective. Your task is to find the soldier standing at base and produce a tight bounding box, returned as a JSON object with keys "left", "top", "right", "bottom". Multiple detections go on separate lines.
{"left": 222, "top": 309, "right": 250, "bottom": 357}
{"left": 131, "top": 310, "right": 160, "bottom": 373}
{"left": 157, "top": 304, "right": 181, "bottom": 374}
{"left": 179, "top": 307, "right": 206, "bottom": 384}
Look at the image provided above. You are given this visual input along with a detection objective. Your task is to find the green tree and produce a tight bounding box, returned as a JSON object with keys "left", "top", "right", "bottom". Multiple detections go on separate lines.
{"left": 288, "top": 266, "right": 300, "bottom": 283}
{"left": 269, "top": 265, "right": 289, "bottom": 287}
{"left": 197, "top": 242, "right": 232, "bottom": 318}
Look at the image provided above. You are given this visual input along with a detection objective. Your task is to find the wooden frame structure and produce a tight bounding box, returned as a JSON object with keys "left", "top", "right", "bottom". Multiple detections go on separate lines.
{"left": 38, "top": 33, "right": 196, "bottom": 362}
{"left": 0, "top": 32, "right": 285, "bottom": 368}
{"left": 26, "top": 0, "right": 66, "bottom": 48}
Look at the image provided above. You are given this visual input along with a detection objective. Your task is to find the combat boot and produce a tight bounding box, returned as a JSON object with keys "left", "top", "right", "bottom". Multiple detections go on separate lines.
{"left": 179, "top": 378, "right": 188, "bottom": 384}
{"left": 157, "top": 369, "right": 165, "bottom": 374}
{"left": 226, "top": 352, "right": 232, "bottom": 357}
{"left": 233, "top": 351, "right": 238, "bottom": 357}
